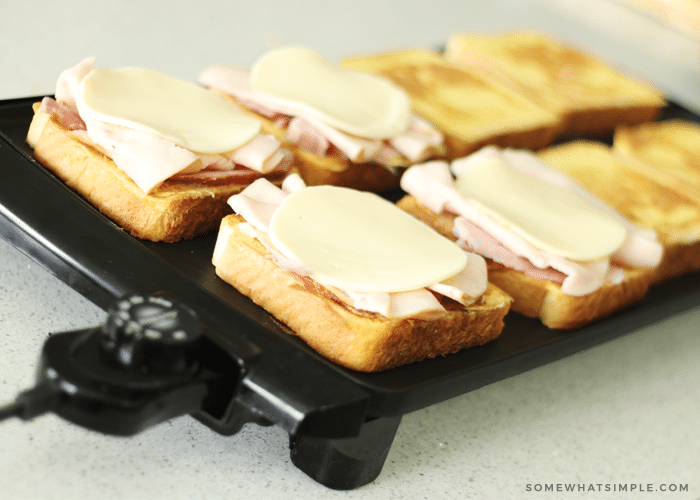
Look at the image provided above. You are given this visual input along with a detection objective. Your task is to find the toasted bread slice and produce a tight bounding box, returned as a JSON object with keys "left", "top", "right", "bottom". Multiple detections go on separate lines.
{"left": 444, "top": 31, "right": 666, "bottom": 138}
{"left": 539, "top": 140, "right": 700, "bottom": 282}
{"left": 614, "top": 119, "right": 700, "bottom": 198}
{"left": 396, "top": 194, "right": 655, "bottom": 330}
{"left": 26, "top": 103, "right": 286, "bottom": 242}
{"left": 212, "top": 90, "right": 433, "bottom": 194}
{"left": 212, "top": 214, "right": 511, "bottom": 372}
{"left": 341, "top": 49, "right": 562, "bottom": 159}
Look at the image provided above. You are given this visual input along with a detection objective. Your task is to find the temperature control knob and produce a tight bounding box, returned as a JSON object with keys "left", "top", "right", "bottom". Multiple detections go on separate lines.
{"left": 100, "top": 294, "right": 203, "bottom": 376}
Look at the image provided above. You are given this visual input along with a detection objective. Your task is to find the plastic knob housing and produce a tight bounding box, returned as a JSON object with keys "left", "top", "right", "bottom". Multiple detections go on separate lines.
{"left": 100, "top": 294, "right": 203, "bottom": 376}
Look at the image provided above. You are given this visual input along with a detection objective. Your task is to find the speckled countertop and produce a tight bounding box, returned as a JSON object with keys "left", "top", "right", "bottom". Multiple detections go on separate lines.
{"left": 1, "top": 1, "right": 699, "bottom": 499}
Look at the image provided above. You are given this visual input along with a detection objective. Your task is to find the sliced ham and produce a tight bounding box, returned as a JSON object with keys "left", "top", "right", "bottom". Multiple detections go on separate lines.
{"left": 226, "top": 176, "right": 488, "bottom": 318}
{"left": 390, "top": 116, "right": 445, "bottom": 163}
{"left": 199, "top": 65, "right": 445, "bottom": 166}
{"left": 170, "top": 167, "right": 266, "bottom": 185}
{"left": 227, "top": 176, "right": 292, "bottom": 232}
{"left": 286, "top": 116, "right": 332, "bottom": 157}
{"left": 55, "top": 57, "right": 94, "bottom": 109}
{"left": 427, "top": 251, "right": 489, "bottom": 305}
{"left": 452, "top": 147, "right": 664, "bottom": 269}
{"left": 85, "top": 118, "right": 200, "bottom": 193}
{"left": 453, "top": 216, "right": 566, "bottom": 284}
{"left": 388, "top": 289, "right": 445, "bottom": 317}
{"left": 401, "top": 153, "right": 664, "bottom": 297}
{"left": 37, "top": 97, "right": 282, "bottom": 188}
{"left": 38, "top": 97, "right": 86, "bottom": 131}
{"left": 199, "top": 65, "right": 282, "bottom": 119}
{"left": 344, "top": 290, "right": 392, "bottom": 317}
{"left": 281, "top": 172, "right": 306, "bottom": 194}
{"left": 50, "top": 58, "right": 291, "bottom": 194}
{"left": 290, "top": 114, "right": 383, "bottom": 163}
{"left": 229, "top": 134, "right": 290, "bottom": 173}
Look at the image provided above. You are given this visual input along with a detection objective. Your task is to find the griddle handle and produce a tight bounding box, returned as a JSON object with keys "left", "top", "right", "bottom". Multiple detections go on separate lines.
{"left": 1, "top": 292, "right": 246, "bottom": 436}
{"left": 289, "top": 415, "right": 402, "bottom": 490}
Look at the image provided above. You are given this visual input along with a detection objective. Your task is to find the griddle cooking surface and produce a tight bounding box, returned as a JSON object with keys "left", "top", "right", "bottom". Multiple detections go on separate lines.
{"left": 2, "top": 97, "right": 699, "bottom": 418}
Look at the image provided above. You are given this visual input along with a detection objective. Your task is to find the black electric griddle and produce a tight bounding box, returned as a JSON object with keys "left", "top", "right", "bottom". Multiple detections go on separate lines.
{"left": 1, "top": 96, "right": 700, "bottom": 490}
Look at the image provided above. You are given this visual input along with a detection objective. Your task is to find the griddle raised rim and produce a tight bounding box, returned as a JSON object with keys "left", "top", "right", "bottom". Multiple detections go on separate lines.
{"left": 1, "top": 96, "right": 699, "bottom": 421}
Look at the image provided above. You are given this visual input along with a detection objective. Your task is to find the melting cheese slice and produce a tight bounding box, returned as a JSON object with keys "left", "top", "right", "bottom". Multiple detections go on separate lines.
{"left": 250, "top": 47, "right": 411, "bottom": 139}
{"left": 268, "top": 186, "right": 467, "bottom": 293}
{"left": 79, "top": 67, "right": 261, "bottom": 153}
{"left": 454, "top": 155, "right": 627, "bottom": 261}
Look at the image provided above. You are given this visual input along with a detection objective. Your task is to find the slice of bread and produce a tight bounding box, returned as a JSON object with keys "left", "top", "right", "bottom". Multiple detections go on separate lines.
{"left": 396, "top": 194, "right": 656, "bottom": 330}
{"left": 539, "top": 140, "right": 700, "bottom": 283}
{"left": 212, "top": 90, "right": 432, "bottom": 194}
{"left": 341, "top": 49, "right": 563, "bottom": 159}
{"left": 614, "top": 119, "right": 700, "bottom": 199}
{"left": 26, "top": 103, "right": 287, "bottom": 242}
{"left": 212, "top": 214, "right": 512, "bottom": 372}
{"left": 444, "top": 31, "right": 666, "bottom": 138}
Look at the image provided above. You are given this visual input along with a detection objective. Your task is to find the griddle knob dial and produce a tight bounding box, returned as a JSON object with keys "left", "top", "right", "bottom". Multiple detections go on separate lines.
{"left": 100, "top": 294, "right": 203, "bottom": 375}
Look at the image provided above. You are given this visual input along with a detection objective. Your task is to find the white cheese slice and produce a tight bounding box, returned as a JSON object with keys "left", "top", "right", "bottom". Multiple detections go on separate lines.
{"left": 79, "top": 67, "right": 261, "bottom": 154}
{"left": 454, "top": 155, "right": 627, "bottom": 261}
{"left": 268, "top": 186, "right": 467, "bottom": 293}
{"left": 250, "top": 47, "right": 411, "bottom": 139}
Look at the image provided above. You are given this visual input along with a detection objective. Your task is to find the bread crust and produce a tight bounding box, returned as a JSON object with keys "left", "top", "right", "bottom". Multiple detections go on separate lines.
{"left": 396, "top": 195, "right": 655, "bottom": 329}
{"left": 212, "top": 214, "right": 512, "bottom": 372}
{"left": 26, "top": 104, "right": 286, "bottom": 242}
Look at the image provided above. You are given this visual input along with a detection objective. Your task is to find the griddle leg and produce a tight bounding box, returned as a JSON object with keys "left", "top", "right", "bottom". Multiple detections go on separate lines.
{"left": 289, "top": 415, "right": 402, "bottom": 490}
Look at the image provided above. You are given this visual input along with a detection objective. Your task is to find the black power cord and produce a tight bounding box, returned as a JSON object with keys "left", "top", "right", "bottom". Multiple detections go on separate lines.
{"left": 0, "top": 382, "right": 59, "bottom": 422}
{"left": 0, "top": 401, "right": 22, "bottom": 421}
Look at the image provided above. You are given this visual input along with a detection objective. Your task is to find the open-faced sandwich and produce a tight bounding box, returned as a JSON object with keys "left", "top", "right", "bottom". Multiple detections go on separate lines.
{"left": 212, "top": 174, "right": 512, "bottom": 372}
{"left": 540, "top": 139, "right": 700, "bottom": 283}
{"left": 26, "top": 58, "right": 292, "bottom": 242}
{"left": 397, "top": 146, "right": 664, "bottom": 329}
{"left": 199, "top": 46, "right": 447, "bottom": 193}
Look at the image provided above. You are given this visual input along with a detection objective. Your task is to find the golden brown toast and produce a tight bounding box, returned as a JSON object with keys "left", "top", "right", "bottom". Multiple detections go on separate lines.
{"left": 538, "top": 140, "right": 700, "bottom": 282}
{"left": 26, "top": 103, "right": 286, "bottom": 242}
{"left": 396, "top": 195, "right": 655, "bottom": 330}
{"left": 444, "top": 31, "right": 666, "bottom": 138}
{"left": 613, "top": 119, "right": 700, "bottom": 199}
{"left": 212, "top": 214, "right": 512, "bottom": 372}
{"left": 341, "top": 49, "right": 562, "bottom": 159}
